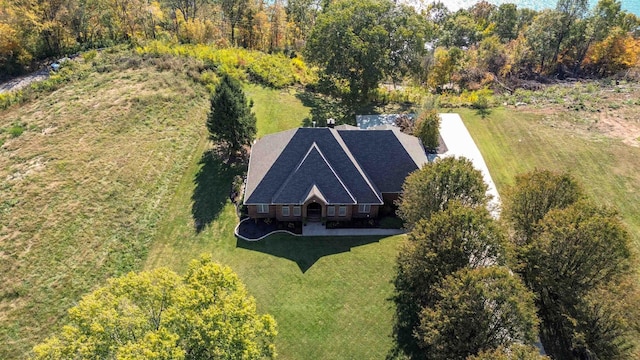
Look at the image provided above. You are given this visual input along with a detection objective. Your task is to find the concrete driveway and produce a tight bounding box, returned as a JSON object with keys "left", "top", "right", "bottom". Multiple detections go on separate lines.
{"left": 438, "top": 113, "right": 501, "bottom": 218}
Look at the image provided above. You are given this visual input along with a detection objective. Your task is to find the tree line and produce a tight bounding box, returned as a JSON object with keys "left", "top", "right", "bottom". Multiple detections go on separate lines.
{"left": 2, "top": 0, "right": 640, "bottom": 96}
{"left": 305, "top": 0, "right": 640, "bottom": 102}
{"left": 393, "top": 159, "right": 640, "bottom": 359}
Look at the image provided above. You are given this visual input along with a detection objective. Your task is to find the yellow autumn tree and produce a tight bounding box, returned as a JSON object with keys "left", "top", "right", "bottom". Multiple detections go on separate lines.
{"left": 32, "top": 255, "right": 277, "bottom": 360}
{"left": 583, "top": 28, "right": 640, "bottom": 76}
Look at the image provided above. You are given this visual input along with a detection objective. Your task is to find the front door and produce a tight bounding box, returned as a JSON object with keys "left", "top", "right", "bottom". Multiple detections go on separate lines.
{"left": 306, "top": 202, "right": 322, "bottom": 222}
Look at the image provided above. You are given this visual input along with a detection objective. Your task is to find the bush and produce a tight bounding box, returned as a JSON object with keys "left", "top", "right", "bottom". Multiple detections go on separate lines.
{"left": 0, "top": 91, "right": 22, "bottom": 110}
{"left": 247, "top": 53, "right": 295, "bottom": 88}
{"left": 136, "top": 41, "right": 318, "bottom": 88}
{"left": 82, "top": 50, "right": 98, "bottom": 61}
{"left": 379, "top": 216, "right": 403, "bottom": 229}
{"left": 8, "top": 123, "right": 24, "bottom": 137}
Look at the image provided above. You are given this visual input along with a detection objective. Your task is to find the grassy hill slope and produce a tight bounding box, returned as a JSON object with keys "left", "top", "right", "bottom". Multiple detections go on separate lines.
{"left": 2, "top": 54, "right": 639, "bottom": 359}
{"left": 0, "top": 66, "right": 210, "bottom": 357}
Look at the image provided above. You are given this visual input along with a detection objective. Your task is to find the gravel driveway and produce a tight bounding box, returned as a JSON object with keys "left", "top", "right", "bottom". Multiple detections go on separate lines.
{"left": 0, "top": 68, "right": 50, "bottom": 94}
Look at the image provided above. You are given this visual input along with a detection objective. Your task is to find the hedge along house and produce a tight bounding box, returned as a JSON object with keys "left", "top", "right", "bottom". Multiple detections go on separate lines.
{"left": 243, "top": 124, "right": 429, "bottom": 223}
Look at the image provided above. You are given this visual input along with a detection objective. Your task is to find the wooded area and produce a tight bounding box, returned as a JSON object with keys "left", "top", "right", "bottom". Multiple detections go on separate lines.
{"left": 2, "top": 0, "right": 639, "bottom": 95}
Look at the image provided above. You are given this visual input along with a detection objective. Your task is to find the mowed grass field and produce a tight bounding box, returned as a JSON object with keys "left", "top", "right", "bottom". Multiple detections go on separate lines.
{"left": 458, "top": 107, "right": 640, "bottom": 243}
{"left": 145, "top": 83, "right": 401, "bottom": 359}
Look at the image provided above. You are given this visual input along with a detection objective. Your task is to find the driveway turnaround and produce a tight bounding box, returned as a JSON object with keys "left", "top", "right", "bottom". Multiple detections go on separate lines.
{"left": 438, "top": 113, "right": 501, "bottom": 218}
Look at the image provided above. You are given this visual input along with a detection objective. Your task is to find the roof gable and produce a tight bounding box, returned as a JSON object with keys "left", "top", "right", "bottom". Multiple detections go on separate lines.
{"left": 271, "top": 143, "right": 355, "bottom": 204}
{"left": 245, "top": 128, "right": 382, "bottom": 204}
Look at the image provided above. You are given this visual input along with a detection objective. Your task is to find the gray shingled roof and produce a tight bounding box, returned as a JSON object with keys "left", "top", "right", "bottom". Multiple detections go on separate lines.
{"left": 338, "top": 129, "right": 422, "bottom": 193}
{"left": 244, "top": 127, "right": 428, "bottom": 205}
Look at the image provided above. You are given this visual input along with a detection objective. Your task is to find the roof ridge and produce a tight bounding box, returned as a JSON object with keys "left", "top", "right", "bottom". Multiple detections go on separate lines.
{"left": 332, "top": 129, "right": 384, "bottom": 203}
{"left": 271, "top": 142, "right": 356, "bottom": 204}
{"left": 392, "top": 129, "right": 428, "bottom": 168}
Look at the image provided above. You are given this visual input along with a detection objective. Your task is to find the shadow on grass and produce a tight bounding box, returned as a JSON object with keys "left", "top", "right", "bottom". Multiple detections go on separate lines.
{"left": 192, "top": 149, "right": 246, "bottom": 233}
{"left": 387, "top": 299, "right": 423, "bottom": 360}
{"left": 295, "top": 91, "right": 416, "bottom": 128}
{"left": 296, "top": 91, "right": 355, "bottom": 127}
{"left": 236, "top": 235, "right": 385, "bottom": 273}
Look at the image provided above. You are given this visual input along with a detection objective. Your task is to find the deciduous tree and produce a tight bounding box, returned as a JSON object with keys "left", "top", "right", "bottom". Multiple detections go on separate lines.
{"left": 305, "top": 0, "right": 425, "bottom": 102}
{"left": 32, "top": 255, "right": 277, "bottom": 360}
{"left": 417, "top": 267, "right": 539, "bottom": 360}
{"left": 492, "top": 3, "right": 519, "bottom": 42}
{"left": 393, "top": 204, "right": 507, "bottom": 358}
{"left": 305, "top": 0, "right": 391, "bottom": 101}
{"left": 397, "top": 156, "right": 488, "bottom": 230}
{"left": 206, "top": 74, "right": 257, "bottom": 153}
{"left": 221, "top": 0, "right": 249, "bottom": 45}
{"left": 467, "top": 344, "right": 548, "bottom": 360}
{"left": 502, "top": 169, "right": 583, "bottom": 244}
{"left": 427, "top": 46, "right": 464, "bottom": 92}
{"left": 412, "top": 109, "right": 440, "bottom": 153}
{"left": 517, "top": 201, "right": 635, "bottom": 359}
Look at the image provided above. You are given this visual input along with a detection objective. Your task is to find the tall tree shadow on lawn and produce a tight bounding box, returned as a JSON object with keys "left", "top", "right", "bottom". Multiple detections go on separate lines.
{"left": 296, "top": 91, "right": 416, "bottom": 128}
{"left": 295, "top": 91, "right": 355, "bottom": 127}
{"left": 236, "top": 235, "right": 386, "bottom": 273}
{"left": 192, "top": 148, "right": 246, "bottom": 233}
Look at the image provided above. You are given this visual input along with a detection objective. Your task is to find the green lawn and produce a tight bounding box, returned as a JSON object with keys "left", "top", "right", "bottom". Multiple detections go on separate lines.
{"left": 245, "top": 84, "right": 311, "bottom": 137}
{"left": 145, "top": 84, "right": 401, "bottom": 359}
{"left": 458, "top": 107, "right": 640, "bottom": 243}
{"left": 6, "top": 58, "right": 638, "bottom": 359}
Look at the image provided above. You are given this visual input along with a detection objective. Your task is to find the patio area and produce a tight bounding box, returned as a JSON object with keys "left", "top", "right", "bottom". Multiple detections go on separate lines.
{"left": 235, "top": 218, "right": 405, "bottom": 241}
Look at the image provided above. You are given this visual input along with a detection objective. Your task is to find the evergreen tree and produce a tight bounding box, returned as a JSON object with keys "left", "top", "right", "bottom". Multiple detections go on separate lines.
{"left": 207, "top": 75, "right": 257, "bottom": 152}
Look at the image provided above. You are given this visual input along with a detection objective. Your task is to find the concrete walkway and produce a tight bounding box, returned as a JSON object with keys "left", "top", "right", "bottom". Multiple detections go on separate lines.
{"left": 302, "top": 222, "right": 405, "bottom": 237}
{"left": 438, "top": 113, "right": 501, "bottom": 218}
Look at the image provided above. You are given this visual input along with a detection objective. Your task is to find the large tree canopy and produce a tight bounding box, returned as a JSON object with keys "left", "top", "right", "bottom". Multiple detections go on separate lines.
{"left": 304, "top": 0, "right": 427, "bottom": 101}
{"left": 416, "top": 267, "right": 539, "bottom": 360}
{"left": 511, "top": 197, "right": 637, "bottom": 359}
{"left": 397, "top": 156, "right": 488, "bottom": 230}
{"left": 393, "top": 204, "right": 508, "bottom": 358}
{"left": 32, "top": 256, "right": 277, "bottom": 360}
{"left": 502, "top": 169, "right": 583, "bottom": 244}
{"left": 206, "top": 74, "right": 257, "bottom": 153}
{"left": 467, "top": 344, "right": 548, "bottom": 360}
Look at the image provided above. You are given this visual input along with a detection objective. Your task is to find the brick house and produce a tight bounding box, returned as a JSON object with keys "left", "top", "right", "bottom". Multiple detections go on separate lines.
{"left": 243, "top": 124, "right": 428, "bottom": 223}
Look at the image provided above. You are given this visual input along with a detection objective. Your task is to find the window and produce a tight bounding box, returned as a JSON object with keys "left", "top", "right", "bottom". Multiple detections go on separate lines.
{"left": 282, "top": 206, "right": 290, "bottom": 217}
{"left": 327, "top": 206, "right": 335, "bottom": 217}
{"left": 358, "top": 204, "right": 371, "bottom": 213}
{"left": 257, "top": 204, "right": 269, "bottom": 213}
{"left": 338, "top": 206, "right": 347, "bottom": 217}
{"left": 293, "top": 206, "right": 301, "bottom": 216}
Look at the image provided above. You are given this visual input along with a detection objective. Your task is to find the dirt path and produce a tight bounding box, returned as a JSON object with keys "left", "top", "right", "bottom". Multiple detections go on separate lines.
{"left": 0, "top": 68, "right": 50, "bottom": 94}
{"left": 595, "top": 113, "right": 640, "bottom": 147}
